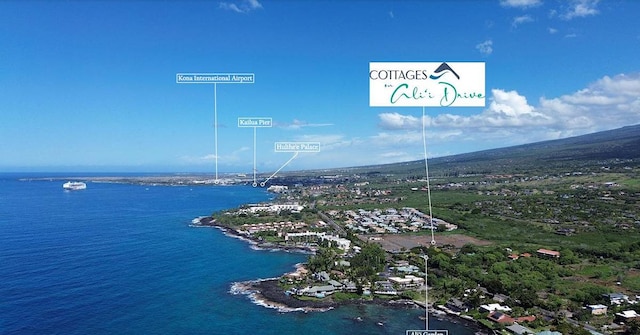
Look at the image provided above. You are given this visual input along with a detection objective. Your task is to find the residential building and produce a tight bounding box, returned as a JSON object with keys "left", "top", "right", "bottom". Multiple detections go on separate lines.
{"left": 487, "top": 311, "right": 535, "bottom": 325}
{"left": 445, "top": 298, "right": 471, "bottom": 313}
{"left": 586, "top": 304, "right": 608, "bottom": 315}
{"left": 536, "top": 248, "right": 560, "bottom": 258}
{"left": 488, "top": 311, "right": 512, "bottom": 324}
{"left": 388, "top": 275, "right": 424, "bottom": 289}
{"left": 493, "top": 293, "right": 511, "bottom": 303}
{"left": 604, "top": 292, "right": 630, "bottom": 305}
{"left": 301, "top": 285, "right": 335, "bottom": 298}
{"left": 480, "top": 303, "right": 512, "bottom": 313}
{"left": 285, "top": 231, "right": 351, "bottom": 251}
{"left": 374, "top": 281, "right": 397, "bottom": 295}
{"left": 506, "top": 324, "right": 534, "bottom": 335}
{"left": 615, "top": 310, "right": 640, "bottom": 323}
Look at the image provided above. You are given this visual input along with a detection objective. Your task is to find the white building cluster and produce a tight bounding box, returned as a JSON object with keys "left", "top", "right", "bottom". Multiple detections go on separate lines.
{"left": 240, "top": 203, "right": 304, "bottom": 214}
{"left": 285, "top": 231, "right": 351, "bottom": 251}
{"left": 329, "top": 207, "right": 456, "bottom": 234}
{"left": 266, "top": 185, "right": 288, "bottom": 193}
{"left": 237, "top": 221, "right": 307, "bottom": 235}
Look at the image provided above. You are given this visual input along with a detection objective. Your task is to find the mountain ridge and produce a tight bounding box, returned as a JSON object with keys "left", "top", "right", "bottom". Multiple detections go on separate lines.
{"left": 324, "top": 124, "right": 640, "bottom": 176}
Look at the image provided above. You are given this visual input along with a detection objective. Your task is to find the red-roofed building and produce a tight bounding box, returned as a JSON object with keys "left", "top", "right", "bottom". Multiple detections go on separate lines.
{"left": 488, "top": 311, "right": 512, "bottom": 324}
{"left": 515, "top": 315, "right": 536, "bottom": 323}
{"left": 487, "top": 311, "right": 536, "bottom": 325}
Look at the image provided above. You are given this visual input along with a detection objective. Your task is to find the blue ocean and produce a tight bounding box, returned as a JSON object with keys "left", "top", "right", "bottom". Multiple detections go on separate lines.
{"left": 0, "top": 173, "right": 476, "bottom": 335}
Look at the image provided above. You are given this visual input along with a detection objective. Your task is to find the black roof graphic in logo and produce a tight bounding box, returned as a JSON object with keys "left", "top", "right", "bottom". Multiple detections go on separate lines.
{"left": 429, "top": 62, "right": 460, "bottom": 80}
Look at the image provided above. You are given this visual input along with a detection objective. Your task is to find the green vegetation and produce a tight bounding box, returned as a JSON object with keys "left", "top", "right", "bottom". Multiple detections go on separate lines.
{"left": 219, "top": 125, "right": 640, "bottom": 333}
{"left": 213, "top": 207, "right": 319, "bottom": 227}
{"left": 349, "top": 243, "right": 386, "bottom": 278}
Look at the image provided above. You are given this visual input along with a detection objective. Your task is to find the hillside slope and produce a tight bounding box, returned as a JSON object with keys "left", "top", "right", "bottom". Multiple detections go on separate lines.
{"left": 338, "top": 124, "right": 640, "bottom": 176}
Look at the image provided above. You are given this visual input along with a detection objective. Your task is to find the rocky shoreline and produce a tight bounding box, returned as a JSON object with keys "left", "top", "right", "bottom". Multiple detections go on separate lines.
{"left": 191, "top": 216, "right": 316, "bottom": 254}
{"left": 233, "top": 279, "right": 489, "bottom": 333}
{"left": 233, "top": 278, "right": 423, "bottom": 311}
{"left": 195, "top": 216, "right": 490, "bottom": 334}
{"left": 234, "top": 279, "right": 337, "bottom": 312}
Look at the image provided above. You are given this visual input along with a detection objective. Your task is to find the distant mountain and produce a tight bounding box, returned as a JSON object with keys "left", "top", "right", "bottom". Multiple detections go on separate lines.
{"left": 333, "top": 124, "right": 640, "bottom": 177}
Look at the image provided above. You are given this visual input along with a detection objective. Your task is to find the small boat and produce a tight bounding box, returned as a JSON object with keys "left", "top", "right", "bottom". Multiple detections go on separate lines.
{"left": 63, "top": 181, "right": 87, "bottom": 190}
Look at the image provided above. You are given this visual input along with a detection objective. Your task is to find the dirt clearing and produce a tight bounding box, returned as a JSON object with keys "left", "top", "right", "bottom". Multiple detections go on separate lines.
{"left": 359, "top": 234, "right": 492, "bottom": 252}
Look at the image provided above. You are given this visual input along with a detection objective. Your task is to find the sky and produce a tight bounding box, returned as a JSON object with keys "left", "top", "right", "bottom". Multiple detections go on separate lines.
{"left": 1, "top": 0, "right": 639, "bottom": 173}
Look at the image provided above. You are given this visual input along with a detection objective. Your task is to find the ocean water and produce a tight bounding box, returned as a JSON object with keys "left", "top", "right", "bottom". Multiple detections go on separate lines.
{"left": 0, "top": 174, "right": 476, "bottom": 335}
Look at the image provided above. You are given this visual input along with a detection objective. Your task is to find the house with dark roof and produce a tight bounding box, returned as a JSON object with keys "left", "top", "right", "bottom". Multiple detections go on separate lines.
{"left": 488, "top": 311, "right": 511, "bottom": 323}
{"left": 445, "top": 298, "right": 470, "bottom": 313}
{"left": 615, "top": 310, "right": 640, "bottom": 323}
{"left": 604, "top": 292, "right": 630, "bottom": 305}
{"left": 493, "top": 293, "right": 511, "bottom": 303}
{"left": 301, "top": 285, "right": 336, "bottom": 298}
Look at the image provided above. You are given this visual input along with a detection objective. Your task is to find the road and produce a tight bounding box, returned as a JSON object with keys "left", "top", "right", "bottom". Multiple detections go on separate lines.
{"left": 318, "top": 211, "right": 347, "bottom": 237}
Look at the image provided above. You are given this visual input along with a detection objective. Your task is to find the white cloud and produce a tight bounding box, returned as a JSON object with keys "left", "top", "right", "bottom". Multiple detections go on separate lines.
{"left": 219, "top": 0, "right": 263, "bottom": 13}
{"left": 219, "top": 3, "right": 242, "bottom": 13}
{"left": 483, "top": 89, "right": 551, "bottom": 126}
{"left": 293, "top": 134, "right": 345, "bottom": 144}
{"left": 500, "top": 0, "right": 542, "bottom": 9}
{"left": 548, "top": 27, "right": 558, "bottom": 34}
{"left": 512, "top": 15, "right": 534, "bottom": 27}
{"left": 372, "top": 131, "right": 423, "bottom": 145}
{"left": 500, "top": 0, "right": 542, "bottom": 8}
{"left": 374, "top": 73, "right": 640, "bottom": 151}
{"left": 539, "top": 73, "right": 640, "bottom": 128}
{"left": 292, "top": 133, "right": 358, "bottom": 152}
{"left": 561, "top": 0, "right": 599, "bottom": 20}
{"left": 180, "top": 147, "right": 250, "bottom": 165}
{"left": 389, "top": 11, "right": 394, "bottom": 19}
{"left": 280, "top": 74, "right": 639, "bottom": 169}
{"left": 376, "top": 150, "right": 423, "bottom": 164}
{"left": 378, "top": 112, "right": 422, "bottom": 130}
{"left": 276, "top": 119, "right": 334, "bottom": 130}
{"left": 595, "top": 74, "right": 640, "bottom": 96}
{"left": 200, "top": 154, "right": 218, "bottom": 161}
{"left": 247, "top": 0, "right": 262, "bottom": 9}
{"left": 476, "top": 40, "right": 493, "bottom": 56}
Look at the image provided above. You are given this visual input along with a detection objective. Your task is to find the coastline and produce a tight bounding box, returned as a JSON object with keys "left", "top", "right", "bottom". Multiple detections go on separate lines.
{"left": 191, "top": 216, "right": 315, "bottom": 254}
{"left": 194, "top": 216, "right": 490, "bottom": 334}
{"left": 232, "top": 278, "right": 425, "bottom": 312}
{"left": 231, "top": 279, "right": 336, "bottom": 312}
{"left": 231, "top": 279, "right": 490, "bottom": 334}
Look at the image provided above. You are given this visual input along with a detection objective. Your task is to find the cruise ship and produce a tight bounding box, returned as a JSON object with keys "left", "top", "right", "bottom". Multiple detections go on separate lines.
{"left": 62, "top": 181, "right": 87, "bottom": 190}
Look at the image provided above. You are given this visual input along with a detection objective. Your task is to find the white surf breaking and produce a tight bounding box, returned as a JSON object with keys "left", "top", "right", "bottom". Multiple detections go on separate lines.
{"left": 229, "top": 279, "right": 333, "bottom": 313}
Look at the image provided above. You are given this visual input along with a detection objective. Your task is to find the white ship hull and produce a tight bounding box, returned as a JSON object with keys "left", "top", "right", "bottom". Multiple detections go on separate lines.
{"left": 63, "top": 181, "right": 87, "bottom": 190}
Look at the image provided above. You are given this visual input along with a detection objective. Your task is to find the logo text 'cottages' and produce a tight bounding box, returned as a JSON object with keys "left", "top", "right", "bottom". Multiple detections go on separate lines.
{"left": 369, "top": 62, "right": 485, "bottom": 107}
